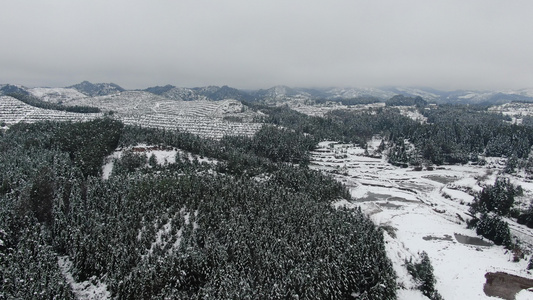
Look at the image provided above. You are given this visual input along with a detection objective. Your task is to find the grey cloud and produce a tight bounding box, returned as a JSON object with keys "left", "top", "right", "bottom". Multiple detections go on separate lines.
{"left": 1, "top": 0, "right": 532, "bottom": 90}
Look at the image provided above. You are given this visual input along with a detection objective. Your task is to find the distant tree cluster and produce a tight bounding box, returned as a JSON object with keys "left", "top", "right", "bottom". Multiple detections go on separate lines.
{"left": 469, "top": 213, "right": 512, "bottom": 247}
{"left": 385, "top": 95, "right": 428, "bottom": 107}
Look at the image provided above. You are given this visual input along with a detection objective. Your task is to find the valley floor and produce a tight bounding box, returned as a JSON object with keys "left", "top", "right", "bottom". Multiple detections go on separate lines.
{"left": 310, "top": 141, "right": 533, "bottom": 300}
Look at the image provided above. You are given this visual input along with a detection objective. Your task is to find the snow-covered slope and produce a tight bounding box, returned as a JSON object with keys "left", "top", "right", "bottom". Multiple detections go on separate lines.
{"left": 247, "top": 86, "right": 533, "bottom": 105}
{"left": 65, "top": 91, "right": 262, "bottom": 139}
{"left": 0, "top": 96, "right": 102, "bottom": 125}
{"left": 324, "top": 87, "right": 396, "bottom": 99}
{"left": 29, "top": 87, "right": 87, "bottom": 103}
{"left": 161, "top": 87, "right": 207, "bottom": 101}
{"left": 67, "top": 91, "right": 170, "bottom": 115}
{"left": 311, "top": 142, "right": 533, "bottom": 300}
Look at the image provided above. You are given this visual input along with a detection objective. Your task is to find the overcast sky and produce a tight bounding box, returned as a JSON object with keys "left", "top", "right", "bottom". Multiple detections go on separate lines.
{"left": 1, "top": 0, "right": 532, "bottom": 90}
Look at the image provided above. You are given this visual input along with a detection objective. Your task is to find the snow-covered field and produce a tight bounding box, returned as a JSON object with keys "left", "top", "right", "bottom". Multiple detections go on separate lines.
{"left": 310, "top": 141, "right": 533, "bottom": 299}
{"left": 290, "top": 102, "right": 385, "bottom": 117}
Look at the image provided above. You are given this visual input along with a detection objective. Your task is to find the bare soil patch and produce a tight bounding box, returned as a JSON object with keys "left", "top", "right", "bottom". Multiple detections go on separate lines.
{"left": 484, "top": 272, "right": 533, "bottom": 300}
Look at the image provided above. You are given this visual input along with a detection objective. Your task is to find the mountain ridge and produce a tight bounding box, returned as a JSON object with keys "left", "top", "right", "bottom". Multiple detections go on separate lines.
{"left": 3, "top": 81, "right": 533, "bottom": 105}
{"left": 67, "top": 81, "right": 125, "bottom": 97}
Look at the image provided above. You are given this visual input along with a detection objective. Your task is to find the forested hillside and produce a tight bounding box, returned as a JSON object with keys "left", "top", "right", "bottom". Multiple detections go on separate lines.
{"left": 0, "top": 118, "right": 396, "bottom": 299}
{"left": 249, "top": 102, "right": 533, "bottom": 169}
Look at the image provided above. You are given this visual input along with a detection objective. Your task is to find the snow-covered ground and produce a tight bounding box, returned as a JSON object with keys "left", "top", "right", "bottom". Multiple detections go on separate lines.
{"left": 58, "top": 256, "right": 110, "bottom": 300}
{"left": 102, "top": 144, "right": 219, "bottom": 179}
{"left": 311, "top": 141, "right": 533, "bottom": 300}
{"left": 290, "top": 102, "right": 427, "bottom": 123}
{"left": 290, "top": 102, "right": 385, "bottom": 117}
{"left": 397, "top": 106, "right": 428, "bottom": 123}
{"left": 139, "top": 208, "right": 199, "bottom": 260}
{"left": 488, "top": 102, "right": 533, "bottom": 126}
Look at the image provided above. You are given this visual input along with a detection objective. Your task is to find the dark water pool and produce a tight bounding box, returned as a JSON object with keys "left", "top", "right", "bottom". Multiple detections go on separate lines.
{"left": 379, "top": 202, "right": 403, "bottom": 209}
{"left": 357, "top": 192, "right": 391, "bottom": 202}
{"left": 423, "top": 175, "right": 457, "bottom": 185}
{"left": 454, "top": 233, "right": 493, "bottom": 246}
{"left": 423, "top": 234, "right": 453, "bottom": 241}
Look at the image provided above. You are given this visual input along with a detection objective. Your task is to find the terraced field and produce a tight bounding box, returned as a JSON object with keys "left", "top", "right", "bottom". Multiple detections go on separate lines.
{"left": 121, "top": 114, "right": 261, "bottom": 139}
{"left": 0, "top": 96, "right": 102, "bottom": 126}
{"left": 1, "top": 92, "right": 263, "bottom": 139}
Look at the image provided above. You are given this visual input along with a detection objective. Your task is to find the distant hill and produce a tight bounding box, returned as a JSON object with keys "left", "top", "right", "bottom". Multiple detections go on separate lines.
{"left": 250, "top": 86, "right": 309, "bottom": 102}
{"left": 3, "top": 81, "right": 533, "bottom": 105}
{"left": 144, "top": 84, "right": 176, "bottom": 95}
{"left": 143, "top": 85, "right": 253, "bottom": 102}
{"left": 380, "top": 87, "right": 533, "bottom": 105}
{"left": 68, "top": 81, "right": 124, "bottom": 97}
{"left": 193, "top": 85, "right": 252, "bottom": 101}
{"left": 0, "top": 84, "right": 30, "bottom": 96}
{"left": 386, "top": 95, "right": 428, "bottom": 107}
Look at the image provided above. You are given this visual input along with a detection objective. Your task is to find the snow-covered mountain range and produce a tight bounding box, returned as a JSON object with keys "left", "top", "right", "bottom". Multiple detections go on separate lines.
{"left": 2, "top": 81, "right": 533, "bottom": 105}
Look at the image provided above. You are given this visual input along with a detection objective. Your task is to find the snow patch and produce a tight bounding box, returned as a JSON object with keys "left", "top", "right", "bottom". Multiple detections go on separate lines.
{"left": 516, "top": 288, "right": 533, "bottom": 300}
{"left": 141, "top": 208, "right": 199, "bottom": 260}
{"left": 0, "top": 228, "right": 5, "bottom": 247}
{"left": 397, "top": 289, "right": 430, "bottom": 300}
{"left": 29, "top": 87, "right": 87, "bottom": 103}
{"left": 397, "top": 106, "right": 428, "bottom": 123}
{"left": 101, "top": 144, "right": 219, "bottom": 179}
{"left": 57, "top": 256, "right": 110, "bottom": 300}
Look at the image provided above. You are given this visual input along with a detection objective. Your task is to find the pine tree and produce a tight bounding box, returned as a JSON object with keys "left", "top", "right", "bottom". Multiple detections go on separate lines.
{"left": 406, "top": 251, "right": 443, "bottom": 300}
